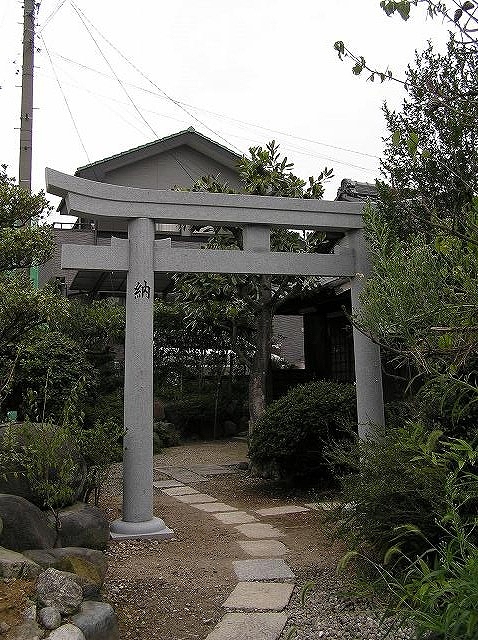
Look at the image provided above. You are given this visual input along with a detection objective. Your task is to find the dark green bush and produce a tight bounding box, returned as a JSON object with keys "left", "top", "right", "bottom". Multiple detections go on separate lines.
{"left": 164, "top": 385, "right": 247, "bottom": 439}
{"left": 330, "top": 423, "right": 478, "bottom": 562}
{"left": 153, "top": 421, "right": 181, "bottom": 450}
{"left": 249, "top": 380, "right": 357, "bottom": 484}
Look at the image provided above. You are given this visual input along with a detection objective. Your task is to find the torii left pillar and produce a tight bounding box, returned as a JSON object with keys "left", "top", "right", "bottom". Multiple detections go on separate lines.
{"left": 110, "top": 218, "right": 173, "bottom": 539}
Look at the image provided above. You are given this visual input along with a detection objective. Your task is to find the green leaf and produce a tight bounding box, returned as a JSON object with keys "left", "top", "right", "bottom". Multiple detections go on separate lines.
{"left": 396, "top": 1, "right": 411, "bottom": 20}
{"left": 334, "top": 41, "right": 345, "bottom": 60}
{"left": 300, "top": 580, "right": 316, "bottom": 605}
{"left": 392, "top": 130, "right": 401, "bottom": 146}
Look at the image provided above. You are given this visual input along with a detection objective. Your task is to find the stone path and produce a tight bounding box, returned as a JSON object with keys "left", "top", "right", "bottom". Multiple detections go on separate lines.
{"left": 154, "top": 463, "right": 315, "bottom": 640}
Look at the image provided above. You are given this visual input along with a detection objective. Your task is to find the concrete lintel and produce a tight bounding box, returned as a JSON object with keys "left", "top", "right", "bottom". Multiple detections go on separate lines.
{"left": 46, "top": 168, "right": 364, "bottom": 231}
{"left": 153, "top": 248, "right": 356, "bottom": 277}
{"left": 61, "top": 244, "right": 129, "bottom": 270}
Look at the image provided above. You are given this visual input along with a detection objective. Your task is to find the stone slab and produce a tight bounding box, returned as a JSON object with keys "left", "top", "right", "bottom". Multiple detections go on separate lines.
{"left": 232, "top": 558, "right": 295, "bottom": 582}
{"left": 237, "top": 540, "right": 289, "bottom": 557}
{"left": 152, "top": 480, "right": 184, "bottom": 489}
{"left": 304, "top": 501, "right": 342, "bottom": 511}
{"left": 205, "top": 612, "right": 288, "bottom": 640}
{"left": 193, "top": 502, "right": 239, "bottom": 513}
{"left": 213, "top": 511, "right": 258, "bottom": 525}
{"left": 255, "top": 505, "right": 309, "bottom": 516}
{"left": 234, "top": 523, "right": 285, "bottom": 539}
{"left": 223, "top": 582, "right": 294, "bottom": 611}
{"left": 174, "top": 493, "right": 217, "bottom": 504}
{"left": 161, "top": 486, "right": 199, "bottom": 496}
{"left": 155, "top": 467, "right": 207, "bottom": 483}
{"left": 188, "top": 465, "right": 239, "bottom": 476}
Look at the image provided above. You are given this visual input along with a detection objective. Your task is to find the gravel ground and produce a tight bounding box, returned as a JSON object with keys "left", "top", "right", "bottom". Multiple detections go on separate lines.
{"left": 102, "top": 439, "right": 414, "bottom": 640}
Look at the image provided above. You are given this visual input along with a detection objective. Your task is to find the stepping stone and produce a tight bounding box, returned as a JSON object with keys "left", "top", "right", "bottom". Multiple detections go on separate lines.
{"left": 155, "top": 467, "right": 207, "bottom": 483}
{"left": 255, "top": 505, "right": 309, "bottom": 516}
{"left": 213, "top": 511, "right": 258, "bottom": 525}
{"left": 235, "top": 523, "right": 285, "bottom": 539}
{"left": 205, "top": 612, "right": 288, "bottom": 640}
{"left": 152, "top": 480, "right": 184, "bottom": 489}
{"left": 194, "top": 502, "right": 238, "bottom": 513}
{"left": 223, "top": 582, "right": 294, "bottom": 611}
{"left": 162, "top": 486, "right": 199, "bottom": 496}
{"left": 304, "top": 501, "right": 341, "bottom": 511}
{"left": 237, "top": 540, "right": 289, "bottom": 558}
{"left": 232, "top": 558, "right": 295, "bottom": 581}
{"left": 174, "top": 493, "right": 217, "bottom": 504}
{"left": 188, "top": 465, "right": 237, "bottom": 475}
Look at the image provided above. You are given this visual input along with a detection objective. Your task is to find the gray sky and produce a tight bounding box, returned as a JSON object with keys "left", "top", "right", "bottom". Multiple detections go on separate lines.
{"left": 1, "top": 0, "right": 446, "bottom": 217}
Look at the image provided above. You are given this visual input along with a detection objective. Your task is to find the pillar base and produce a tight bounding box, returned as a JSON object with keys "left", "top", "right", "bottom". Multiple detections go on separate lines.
{"left": 110, "top": 516, "right": 174, "bottom": 541}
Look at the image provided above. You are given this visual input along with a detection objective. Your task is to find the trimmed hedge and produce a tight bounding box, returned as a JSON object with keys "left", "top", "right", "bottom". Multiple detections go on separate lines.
{"left": 249, "top": 380, "right": 357, "bottom": 483}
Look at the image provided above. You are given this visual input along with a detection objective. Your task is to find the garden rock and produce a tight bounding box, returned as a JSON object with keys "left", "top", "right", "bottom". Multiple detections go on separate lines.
{"left": 8, "top": 619, "right": 43, "bottom": 640}
{"left": 53, "top": 504, "right": 109, "bottom": 550}
{"left": 39, "top": 607, "right": 62, "bottom": 630}
{"left": 71, "top": 601, "right": 119, "bottom": 640}
{"left": 0, "top": 546, "right": 41, "bottom": 579}
{"left": 24, "top": 547, "right": 108, "bottom": 585}
{"left": 36, "top": 568, "right": 83, "bottom": 615}
{"left": 47, "top": 624, "right": 86, "bottom": 640}
{"left": 0, "top": 494, "right": 56, "bottom": 551}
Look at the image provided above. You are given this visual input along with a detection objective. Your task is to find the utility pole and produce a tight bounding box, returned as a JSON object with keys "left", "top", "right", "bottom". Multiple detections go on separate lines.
{"left": 19, "top": 0, "right": 35, "bottom": 192}
{"left": 18, "top": 0, "right": 38, "bottom": 285}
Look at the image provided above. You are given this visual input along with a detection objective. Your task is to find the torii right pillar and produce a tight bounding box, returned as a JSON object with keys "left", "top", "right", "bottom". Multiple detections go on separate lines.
{"left": 350, "top": 229, "right": 385, "bottom": 439}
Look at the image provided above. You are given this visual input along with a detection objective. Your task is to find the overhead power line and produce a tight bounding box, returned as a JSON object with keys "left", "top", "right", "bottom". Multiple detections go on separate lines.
{"left": 40, "top": 35, "right": 93, "bottom": 165}
{"left": 38, "top": 0, "right": 67, "bottom": 33}
{"left": 68, "top": 1, "right": 243, "bottom": 154}
{"left": 48, "top": 51, "right": 380, "bottom": 162}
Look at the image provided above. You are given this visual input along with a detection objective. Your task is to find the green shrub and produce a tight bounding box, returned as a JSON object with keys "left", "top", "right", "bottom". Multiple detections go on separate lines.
{"left": 153, "top": 420, "right": 181, "bottom": 449}
{"left": 340, "top": 440, "right": 478, "bottom": 639}
{"left": 164, "top": 385, "right": 247, "bottom": 439}
{"left": 331, "top": 423, "right": 478, "bottom": 562}
{"left": 76, "top": 417, "right": 124, "bottom": 506}
{"left": 249, "top": 380, "right": 357, "bottom": 484}
{"left": 0, "top": 421, "right": 82, "bottom": 510}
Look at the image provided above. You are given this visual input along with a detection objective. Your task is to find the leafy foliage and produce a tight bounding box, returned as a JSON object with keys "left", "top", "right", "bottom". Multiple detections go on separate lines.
{"left": 0, "top": 165, "right": 54, "bottom": 272}
{"left": 249, "top": 380, "right": 356, "bottom": 483}
{"left": 76, "top": 417, "right": 124, "bottom": 506}
{"left": 332, "top": 424, "right": 478, "bottom": 564}
{"left": 176, "top": 141, "right": 333, "bottom": 429}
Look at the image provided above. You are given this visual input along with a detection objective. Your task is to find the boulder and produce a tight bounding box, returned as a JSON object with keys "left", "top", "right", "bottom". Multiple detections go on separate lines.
{"left": 71, "top": 601, "right": 119, "bottom": 640}
{"left": 39, "top": 607, "right": 62, "bottom": 630}
{"left": 47, "top": 624, "right": 86, "bottom": 640}
{"left": 0, "top": 494, "right": 56, "bottom": 551}
{"left": 0, "top": 546, "right": 41, "bottom": 579}
{"left": 8, "top": 619, "right": 44, "bottom": 640}
{"left": 52, "top": 504, "right": 109, "bottom": 551}
{"left": 36, "top": 568, "right": 83, "bottom": 616}
{"left": 24, "top": 547, "right": 107, "bottom": 598}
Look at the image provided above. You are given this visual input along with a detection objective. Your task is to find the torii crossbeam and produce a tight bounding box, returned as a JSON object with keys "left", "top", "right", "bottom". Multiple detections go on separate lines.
{"left": 47, "top": 168, "right": 384, "bottom": 540}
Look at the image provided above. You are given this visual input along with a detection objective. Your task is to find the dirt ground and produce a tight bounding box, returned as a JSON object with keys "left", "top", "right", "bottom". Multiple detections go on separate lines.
{"left": 101, "top": 439, "right": 344, "bottom": 640}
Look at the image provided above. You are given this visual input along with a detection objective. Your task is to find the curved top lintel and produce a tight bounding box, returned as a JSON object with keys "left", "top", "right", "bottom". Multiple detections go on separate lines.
{"left": 45, "top": 168, "right": 364, "bottom": 231}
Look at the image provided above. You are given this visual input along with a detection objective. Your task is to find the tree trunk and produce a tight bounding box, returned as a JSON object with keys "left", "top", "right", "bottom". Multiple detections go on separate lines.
{"left": 248, "top": 276, "right": 273, "bottom": 434}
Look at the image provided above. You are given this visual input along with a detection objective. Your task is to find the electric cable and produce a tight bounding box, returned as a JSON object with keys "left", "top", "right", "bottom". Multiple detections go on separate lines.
{"left": 40, "top": 34, "right": 93, "bottom": 166}
{"left": 69, "top": 2, "right": 160, "bottom": 141}
{"left": 48, "top": 51, "right": 380, "bottom": 162}
{"left": 68, "top": 1, "right": 244, "bottom": 155}
{"left": 38, "top": 0, "right": 67, "bottom": 33}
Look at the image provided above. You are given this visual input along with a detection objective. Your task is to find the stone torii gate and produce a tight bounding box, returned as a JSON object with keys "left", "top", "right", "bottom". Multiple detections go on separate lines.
{"left": 46, "top": 168, "right": 384, "bottom": 540}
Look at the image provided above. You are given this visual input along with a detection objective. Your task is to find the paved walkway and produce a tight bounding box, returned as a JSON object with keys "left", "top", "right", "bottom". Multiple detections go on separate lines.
{"left": 153, "top": 456, "right": 323, "bottom": 640}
